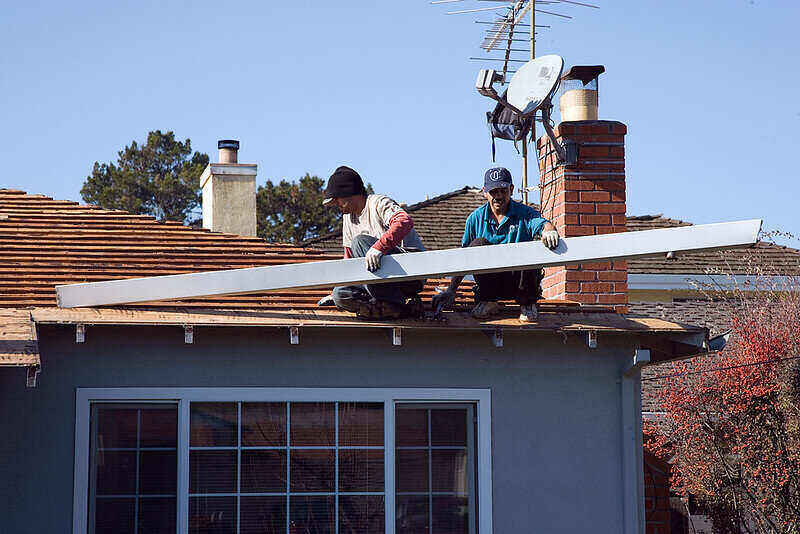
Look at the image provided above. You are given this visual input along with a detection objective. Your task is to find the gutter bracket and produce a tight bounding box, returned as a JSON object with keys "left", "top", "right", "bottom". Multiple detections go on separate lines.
{"left": 392, "top": 327, "right": 402, "bottom": 346}
{"left": 26, "top": 364, "right": 41, "bottom": 388}
{"left": 624, "top": 349, "right": 651, "bottom": 377}
{"left": 487, "top": 328, "right": 503, "bottom": 348}
{"left": 184, "top": 325, "right": 194, "bottom": 344}
{"left": 76, "top": 324, "right": 85, "bottom": 343}
{"left": 587, "top": 330, "right": 598, "bottom": 349}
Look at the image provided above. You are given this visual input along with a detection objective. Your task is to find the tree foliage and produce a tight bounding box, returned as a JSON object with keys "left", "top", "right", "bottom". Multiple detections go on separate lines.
{"left": 81, "top": 130, "right": 209, "bottom": 223}
{"left": 645, "top": 252, "right": 800, "bottom": 533}
{"left": 256, "top": 174, "right": 372, "bottom": 243}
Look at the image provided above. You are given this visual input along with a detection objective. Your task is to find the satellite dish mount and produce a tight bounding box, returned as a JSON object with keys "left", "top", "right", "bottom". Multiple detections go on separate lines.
{"left": 476, "top": 54, "right": 574, "bottom": 164}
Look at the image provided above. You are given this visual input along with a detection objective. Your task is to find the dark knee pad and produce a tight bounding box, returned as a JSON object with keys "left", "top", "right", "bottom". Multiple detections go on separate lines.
{"left": 469, "top": 237, "right": 490, "bottom": 247}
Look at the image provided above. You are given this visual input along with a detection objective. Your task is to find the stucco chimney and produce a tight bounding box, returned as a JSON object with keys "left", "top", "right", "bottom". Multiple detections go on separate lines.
{"left": 536, "top": 121, "right": 628, "bottom": 312}
{"left": 200, "top": 140, "right": 257, "bottom": 237}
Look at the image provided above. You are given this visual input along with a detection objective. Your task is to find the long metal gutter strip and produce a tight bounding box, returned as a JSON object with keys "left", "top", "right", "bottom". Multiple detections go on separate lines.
{"left": 56, "top": 219, "right": 762, "bottom": 308}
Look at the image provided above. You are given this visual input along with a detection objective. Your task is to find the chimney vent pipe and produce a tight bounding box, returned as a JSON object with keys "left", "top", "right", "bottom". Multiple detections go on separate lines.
{"left": 218, "top": 139, "right": 239, "bottom": 164}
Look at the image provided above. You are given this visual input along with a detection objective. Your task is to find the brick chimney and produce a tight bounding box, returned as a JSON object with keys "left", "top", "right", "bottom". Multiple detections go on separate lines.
{"left": 200, "top": 140, "right": 258, "bottom": 237}
{"left": 536, "top": 121, "right": 628, "bottom": 312}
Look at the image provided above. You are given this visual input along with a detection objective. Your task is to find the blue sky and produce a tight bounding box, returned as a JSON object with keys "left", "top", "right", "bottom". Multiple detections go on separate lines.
{"left": 2, "top": 0, "right": 798, "bottom": 241}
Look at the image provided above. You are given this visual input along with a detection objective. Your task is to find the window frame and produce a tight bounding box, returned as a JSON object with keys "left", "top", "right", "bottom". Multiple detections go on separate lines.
{"left": 74, "top": 388, "right": 493, "bottom": 534}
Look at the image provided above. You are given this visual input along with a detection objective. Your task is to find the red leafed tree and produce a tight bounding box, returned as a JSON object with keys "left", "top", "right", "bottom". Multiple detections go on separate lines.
{"left": 645, "top": 252, "right": 800, "bottom": 533}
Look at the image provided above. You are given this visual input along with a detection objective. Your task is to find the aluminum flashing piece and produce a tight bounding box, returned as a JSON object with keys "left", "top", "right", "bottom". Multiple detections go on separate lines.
{"left": 56, "top": 219, "right": 761, "bottom": 309}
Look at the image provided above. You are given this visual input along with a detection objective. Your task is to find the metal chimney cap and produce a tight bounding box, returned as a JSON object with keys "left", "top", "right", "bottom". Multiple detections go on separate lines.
{"left": 218, "top": 140, "right": 240, "bottom": 150}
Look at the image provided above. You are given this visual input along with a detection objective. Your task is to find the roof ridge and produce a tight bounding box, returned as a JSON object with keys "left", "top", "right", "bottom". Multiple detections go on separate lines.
{"left": 0, "top": 188, "right": 293, "bottom": 243}
{"left": 302, "top": 186, "right": 484, "bottom": 246}
{"left": 404, "top": 186, "right": 482, "bottom": 212}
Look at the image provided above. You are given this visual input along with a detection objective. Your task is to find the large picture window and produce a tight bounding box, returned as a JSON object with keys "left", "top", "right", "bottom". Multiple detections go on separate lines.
{"left": 76, "top": 389, "right": 491, "bottom": 534}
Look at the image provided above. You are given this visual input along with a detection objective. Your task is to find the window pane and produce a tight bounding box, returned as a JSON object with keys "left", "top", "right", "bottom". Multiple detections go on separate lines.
{"left": 290, "top": 496, "right": 334, "bottom": 534}
{"left": 242, "top": 402, "right": 286, "bottom": 447}
{"left": 96, "top": 408, "right": 138, "bottom": 448}
{"left": 396, "top": 496, "right": 428, "bottom": 534}
{"left": 191, "top": 403, "right": 237, "bottom": 447}
{"left": 395, "top": 450, "right": 428, "bottom": 493}
{"left": 395, "top": 409, "right": 428, "bottom": 447}
{"left": 96, "top": 451, "right": 137, "bottom": 495}
{"left": 189, "top": 496, "right": 236, "bottom": 534}
{"left": 396, "top": 404, "right": 476, "bottom": 534}
{"left": 339, "top": 402, "right": 384, "bottom": 447}
{"left": 432, "top": 496, "right": 469, "bottom": 534}
{"left": 430, "top": 409, "right": 467, "bottom": 447}
{"left": 339, "top": 449, "right": 384, "bottom": 492}
{"left": 339, "top": 496, "right": 385, "bottom": 534}
{"left": 138, "top": 497, "right": 176, "bottom": 534}
{"left": 290, "top": 402, "right": 334, "bottom": 446}
{"left": 190, "top": 450, "right": 237, "bottom": 493}
{"left": 95, "top": 498, "right": 135, "bottom": 534}
{"left": 140, "top": 451, "right": 177, "bottom": 495}
{"left": 291, "top": 449, "right": 334, "bottom": 492}
{"left": 241, "top": 496, "right": 286, "bottom": 534}
{"left": 241, "top": 450, "right": 287, "bottom": 493}
{"left": 431, "top": 450, "right": 468, "bottom": 493}
{"left": 140, "top": 408, "right": 177, "bottom": 448}
{"left": 90, "top": 404, "right": 178, "bottom": 534}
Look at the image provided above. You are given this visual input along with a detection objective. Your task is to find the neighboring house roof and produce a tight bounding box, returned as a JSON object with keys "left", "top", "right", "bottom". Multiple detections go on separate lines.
{"left": 2, "top": 189, "right": 703, "bottom": 367}
{"left": 626, "top": 215, "right": 800, "bottom": 276}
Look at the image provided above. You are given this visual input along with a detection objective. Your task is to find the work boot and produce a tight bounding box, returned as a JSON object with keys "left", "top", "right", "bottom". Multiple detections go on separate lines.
{"left": 471, "top": 301, "right": 504, "bottom": 319}
{"left": 518, "top": 304, "right": 538, "bottom": 322}
{"left": 354, "top": 298, "right": 411, "bottom": 320}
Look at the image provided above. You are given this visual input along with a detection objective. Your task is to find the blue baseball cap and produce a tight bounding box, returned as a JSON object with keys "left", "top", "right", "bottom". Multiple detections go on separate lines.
{"left": 483, "top": 167, "right": 513, "bottom": 191}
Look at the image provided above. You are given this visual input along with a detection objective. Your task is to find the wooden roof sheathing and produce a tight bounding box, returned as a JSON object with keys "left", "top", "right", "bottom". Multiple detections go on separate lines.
{"left": 0, "top": 189, "right": 476, "bottom": 311}
{"left": 0, "top": 309, "right": 38, "bottom": 366}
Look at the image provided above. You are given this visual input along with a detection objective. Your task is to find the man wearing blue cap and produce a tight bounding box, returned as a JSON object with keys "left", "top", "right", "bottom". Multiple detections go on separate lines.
{"left": 432, "top": 167, "right": 559, "bottom": 321}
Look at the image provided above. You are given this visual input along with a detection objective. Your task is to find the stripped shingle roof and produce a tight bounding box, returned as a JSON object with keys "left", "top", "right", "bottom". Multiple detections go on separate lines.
{"left": 0, "top": 189, "right": 482, "bottom": 311}
{"left": 626, "top": 215, "right": 800, "bottom": 275}
{"left": 0, "top": 188, "right": 707, "bottom": 367}
{"left": 0, "top": 189, "right": 336, "bottom": 310}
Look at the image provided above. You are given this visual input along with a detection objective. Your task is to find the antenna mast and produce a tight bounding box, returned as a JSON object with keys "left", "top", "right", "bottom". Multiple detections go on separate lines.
{"left": 432, "top": 0, "right": 599, "bottom": 204}
{"left": 521, "top": 1, "right": 535, "bottom": 204}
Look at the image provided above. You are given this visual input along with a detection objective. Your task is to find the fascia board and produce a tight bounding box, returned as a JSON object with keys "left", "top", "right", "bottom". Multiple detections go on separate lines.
{"left": 56, "top": 219, "right": 761, "bottom": 308}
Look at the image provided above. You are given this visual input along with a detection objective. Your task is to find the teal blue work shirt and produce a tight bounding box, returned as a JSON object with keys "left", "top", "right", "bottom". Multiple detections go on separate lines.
{"left": 461, "top": 200, "right": 549, "bottom": 247}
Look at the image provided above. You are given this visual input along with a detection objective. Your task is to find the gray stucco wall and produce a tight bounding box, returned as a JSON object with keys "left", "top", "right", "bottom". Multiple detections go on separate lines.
{"left": 1, "top": 325, "right": 641, "bottom": 533}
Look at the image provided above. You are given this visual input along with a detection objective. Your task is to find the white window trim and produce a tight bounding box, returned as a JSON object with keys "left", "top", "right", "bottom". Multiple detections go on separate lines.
{"left": 73, "top": 388, "right": 493, "bottom": 534}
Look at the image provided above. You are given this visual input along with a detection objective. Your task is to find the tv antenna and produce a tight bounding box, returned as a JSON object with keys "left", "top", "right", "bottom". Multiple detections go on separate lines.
{"left": 432, "top": 0, "right": 599, "bottom": 203}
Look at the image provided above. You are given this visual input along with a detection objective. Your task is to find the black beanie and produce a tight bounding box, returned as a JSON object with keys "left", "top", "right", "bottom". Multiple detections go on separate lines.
{"left": 322, "top": 166, "right": 367, "bottom": 204}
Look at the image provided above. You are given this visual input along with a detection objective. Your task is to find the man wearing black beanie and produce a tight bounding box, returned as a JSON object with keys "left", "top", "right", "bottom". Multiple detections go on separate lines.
{"left": 321, "top": 166, "right": 425, "bottom": 319}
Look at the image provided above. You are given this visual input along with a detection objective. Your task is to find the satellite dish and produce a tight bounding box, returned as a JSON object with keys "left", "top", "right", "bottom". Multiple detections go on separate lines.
{"left": 506, "top": 54, "right": 564, "bottom": 117}
{"left": 475, "top": 54, "right": 571, "bottom": 164}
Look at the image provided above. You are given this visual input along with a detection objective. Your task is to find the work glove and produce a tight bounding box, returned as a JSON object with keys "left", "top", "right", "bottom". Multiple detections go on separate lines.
{"left": 317, "top": 294, "right": 335, "bottom": 307}
{"left": 541, "top": 229, "right": 559, "bottom": 249}
{"left": 365, "top": 247, "right": 384, "bottom": 272}
{"left": 432, "top": 288, "right": 457, "bottom": 312}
